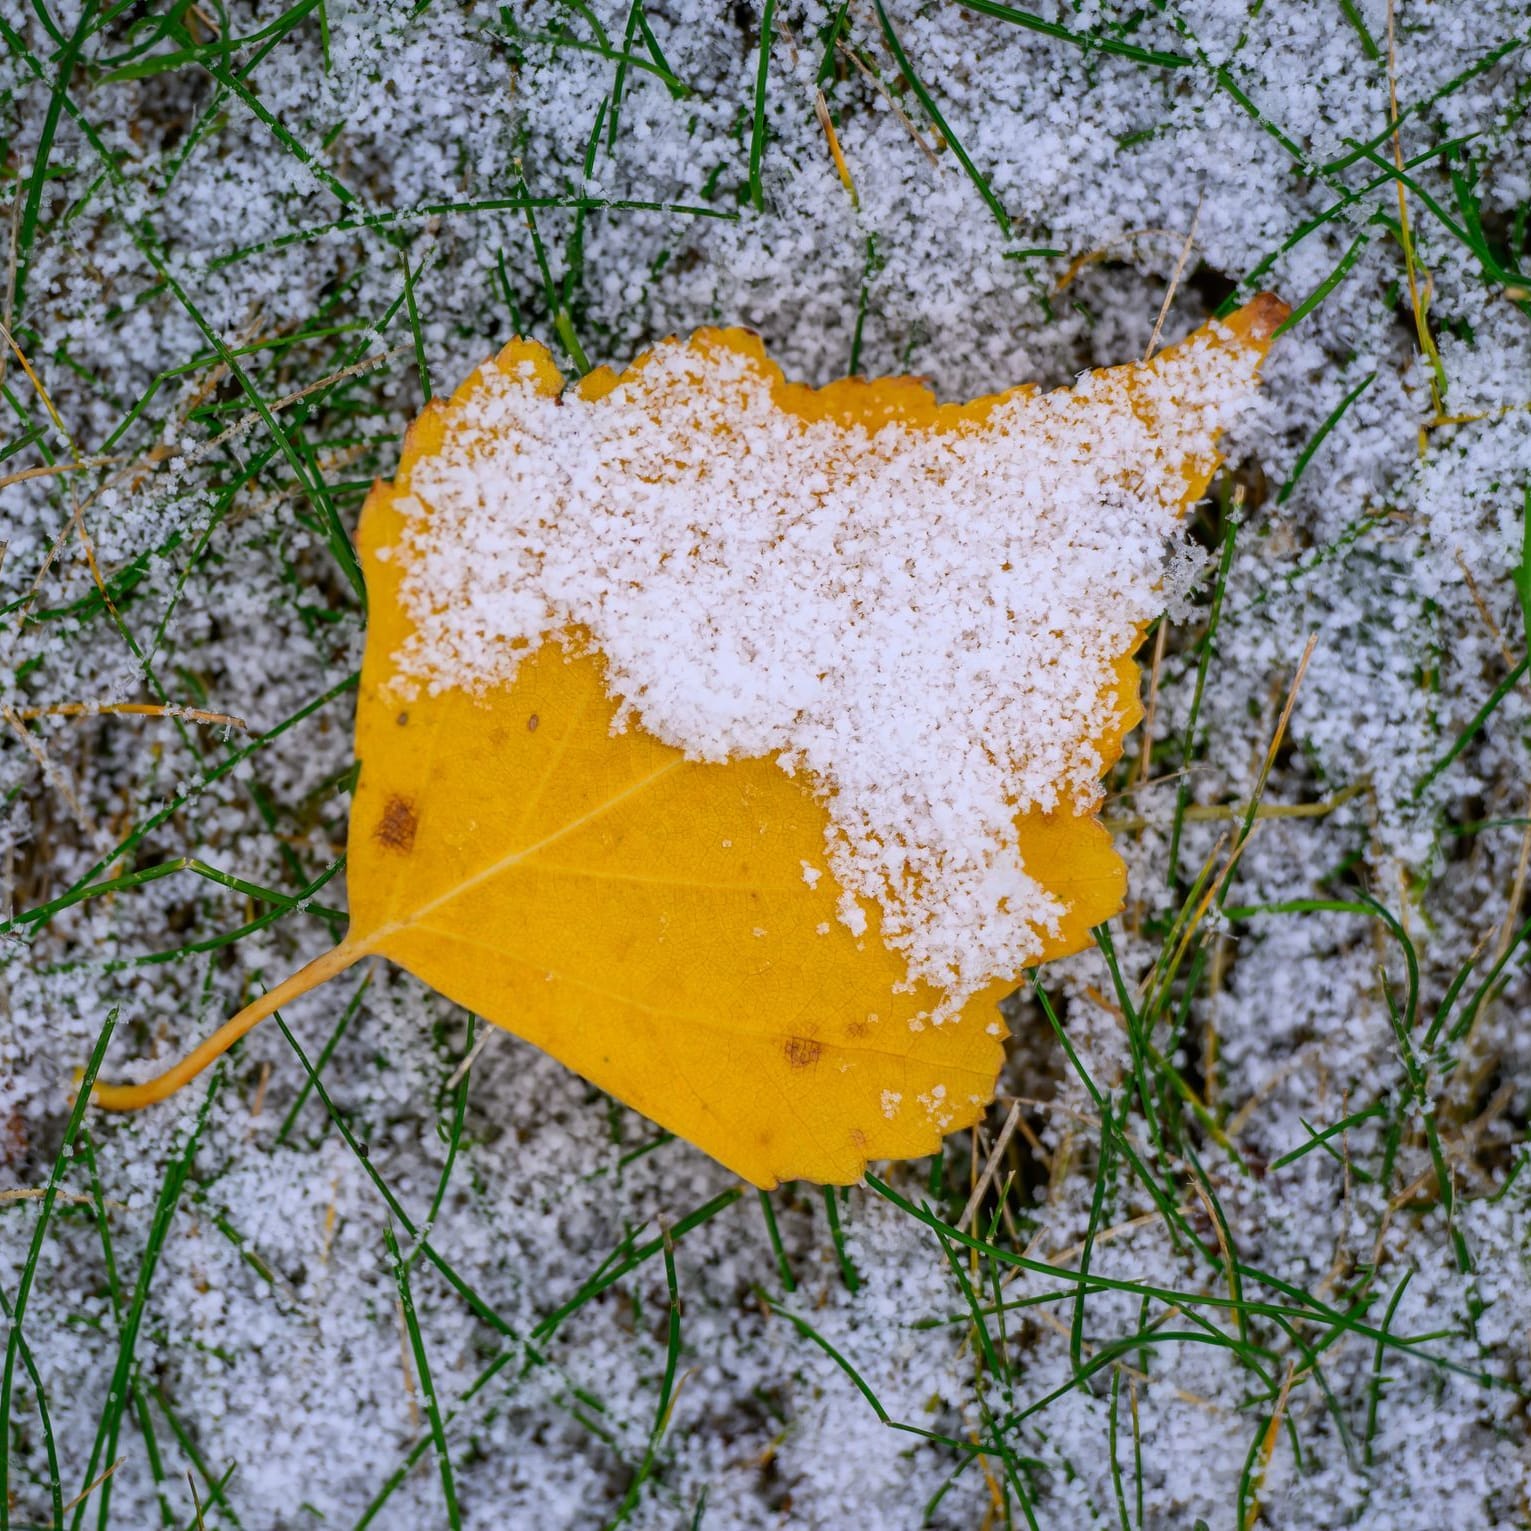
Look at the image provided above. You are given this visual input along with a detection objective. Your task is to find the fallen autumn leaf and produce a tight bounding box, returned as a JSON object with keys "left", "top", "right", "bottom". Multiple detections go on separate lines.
{"left": 91, "top": 297, "right": 1286, "bottom": 1187}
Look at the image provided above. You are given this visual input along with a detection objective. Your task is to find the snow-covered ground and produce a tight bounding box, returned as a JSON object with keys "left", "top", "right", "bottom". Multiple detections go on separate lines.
{"left": 4, "top": 2, "right": 1531, "bottom": 1525}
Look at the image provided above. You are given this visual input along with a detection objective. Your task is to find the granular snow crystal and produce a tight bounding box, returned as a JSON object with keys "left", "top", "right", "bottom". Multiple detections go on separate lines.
{"left": 382, "top": 317, "right": 1272, "bottom": 1000}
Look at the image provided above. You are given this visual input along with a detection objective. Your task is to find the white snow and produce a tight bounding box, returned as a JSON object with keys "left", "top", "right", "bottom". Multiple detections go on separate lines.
{"left": 388, "top": 324, "right": 1264, "bottom": 1001}
{"left": 3, "top": 0, "right": 1531, "bottom": 1526}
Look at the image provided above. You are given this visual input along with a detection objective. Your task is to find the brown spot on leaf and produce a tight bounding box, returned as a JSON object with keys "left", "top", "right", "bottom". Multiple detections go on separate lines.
{"left": 396, "top": 712, "right": 409, "bottom": 727}
{"left": 375, "top": 795, "right": 418, "bottom": 853}
{"left": 783, "top": 1035, "right": 821, "bottom": 1069}
{"left": 527, "top": 712, "right": 540, "bottom": 732}
{"left": 846, "top": 1019, "right": 869, "bottom": 1039}
{"left": 1243, "top": 290, "right": 1292, "bottom": 342}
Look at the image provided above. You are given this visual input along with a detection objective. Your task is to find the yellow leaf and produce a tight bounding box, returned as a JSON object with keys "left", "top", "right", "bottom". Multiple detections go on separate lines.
{"left": 92, "top": 297, "right": 1286, "bottom": 1188}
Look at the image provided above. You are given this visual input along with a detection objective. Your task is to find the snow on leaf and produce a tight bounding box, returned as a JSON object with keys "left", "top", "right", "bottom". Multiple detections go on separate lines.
{"left": 91, "top": 299, "right": 1285, "bottom": 1186}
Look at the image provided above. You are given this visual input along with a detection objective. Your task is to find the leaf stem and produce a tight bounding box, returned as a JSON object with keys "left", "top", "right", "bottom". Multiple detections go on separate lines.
{"left": 89, "top": 940, "right": 363, "bottom": 1110}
